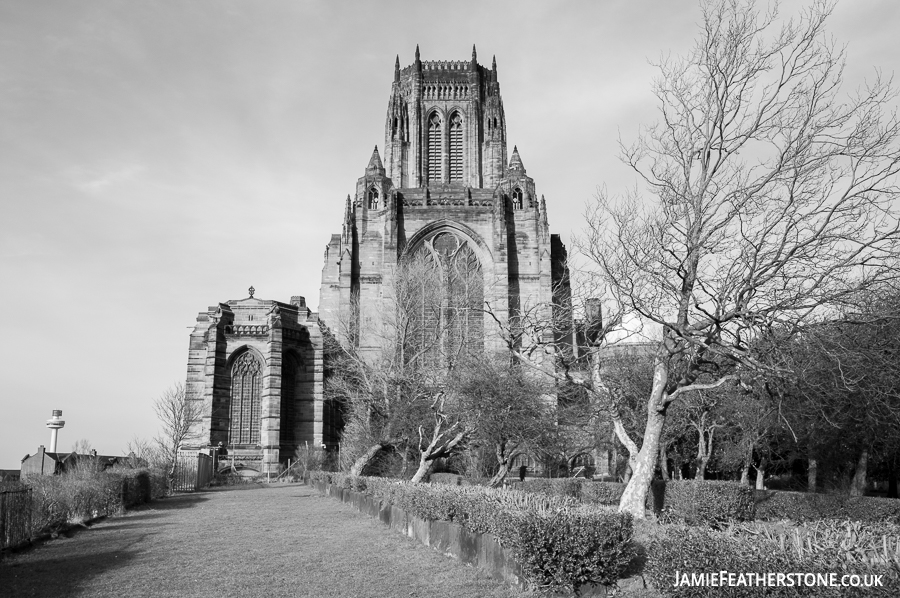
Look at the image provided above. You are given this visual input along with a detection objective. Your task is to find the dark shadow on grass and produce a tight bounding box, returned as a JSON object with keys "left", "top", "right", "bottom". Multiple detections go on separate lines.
{"left": 130, "top": 493, "right": 209, "bottom": 511}
{"left": 0, "top": 548, "right": 137, "bottom": 598}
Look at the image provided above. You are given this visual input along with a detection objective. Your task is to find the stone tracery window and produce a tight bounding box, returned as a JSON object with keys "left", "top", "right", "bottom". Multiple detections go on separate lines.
{"left": 403, "top": 231, "right": 484, "bottom": 365}
{"left": 229, "top": 351, "right": 262, "bottom": 445}
{"left": 368, "top": 187, "right": 379, "bottom": 210}
{"left": 512, "top": 187, "right": 523, "bottom": 209}
{"left": 427, "top": 112, "right": 441, "bottom": 182}
{"left": 449, "top": 112, "right": 463, "bottom": 182}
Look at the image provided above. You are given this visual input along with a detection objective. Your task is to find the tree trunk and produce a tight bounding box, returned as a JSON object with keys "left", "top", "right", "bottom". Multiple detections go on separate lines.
{"left": 399, "top": 446, "right": 409, "bottom": 478}
{"left": 697, "top": 457, "right": 708, "bottom": 480}
{"left": 488, "top": 443, "right": 511, "bottom": 488}
{"left": 807, "top": 458, "right": 818, "bottom": 493}
{"left": 740, "top": 461, "right": 750, "bottom": 486}
{"left": 618, "top": 409, "right": 665, "bottom": 519}
{"left": 350, "top": 443, "right": 383, "bottom": 476}
{"left": 755, "top": 458, "right": 766, "bottom": 490}
{"left": 850, "top": 448, "right": 869, "bottom": 497}
{"left": 659, "top": 441, "right": 669, "bottom": 481}
{"left": 610, "top": 432, "right": 619, "bottom": 480}
{"left": 673, "top": 454, "right": 684, "bottom": 480}
{"left": 410, "top": 454, "right": 432, "bottom": 483}
{"left": 618, "top": 358, "right": 671, "bottom": 519}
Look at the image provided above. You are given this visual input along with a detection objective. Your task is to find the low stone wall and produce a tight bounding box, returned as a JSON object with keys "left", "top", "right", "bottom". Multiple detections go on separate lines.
{"left": 311, "top": 481, "right": 525, "bottom": 587}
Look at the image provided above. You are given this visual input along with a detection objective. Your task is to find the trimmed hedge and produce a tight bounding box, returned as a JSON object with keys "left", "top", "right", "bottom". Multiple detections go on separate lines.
{"left": 654, "top": 480, "right": 755, "bottom": 526}
{"left": 754, "top": 489, "right": 900, "bottom": 524}
{"left": 582, "top": 480, "right": 626, "bottom": 505}
{"left": 512, "top": 507, "right": 633, "bottom": 592}
{"left": 308, "top": 471, "right": 634, "bottom": 593}
{"left": 513, "top": 478, "right": 626, "bottom": 506}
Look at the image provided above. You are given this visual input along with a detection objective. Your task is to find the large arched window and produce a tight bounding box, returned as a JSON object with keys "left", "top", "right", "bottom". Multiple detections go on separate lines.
{"left": 402, "top": 231, "right": 484, "bottom": 365}
{"left": 427, "top": 112, "right": 441, "bottom": 182}
{"left": 449, "top": 112, "right": 463, "bottom": 182}
{"left": 229, "top": 351, "right": 262, "bottom": 445}
{"left": 368, "top": 187, "right": 379, "bottom": 210}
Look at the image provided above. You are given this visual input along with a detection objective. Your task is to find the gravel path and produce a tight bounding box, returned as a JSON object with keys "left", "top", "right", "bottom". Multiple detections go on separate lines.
{"left": 0, "top": 484, "right": 521, "bottom": 598}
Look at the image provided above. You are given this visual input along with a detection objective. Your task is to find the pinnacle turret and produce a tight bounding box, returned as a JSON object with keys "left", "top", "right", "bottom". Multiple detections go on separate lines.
{"left": 508, "top": 146, "right": 525, "bottom": 173}
{"left": 366, "top": 145, "right": 384, "bottom": 173}
{"left": 394, "top": 55, "right": 400, "bottom": 82}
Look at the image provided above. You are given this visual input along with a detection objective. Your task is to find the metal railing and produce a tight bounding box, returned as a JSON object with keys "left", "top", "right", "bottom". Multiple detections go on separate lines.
{"left": 171, "top": 452, "right": 214, "bottom": 492}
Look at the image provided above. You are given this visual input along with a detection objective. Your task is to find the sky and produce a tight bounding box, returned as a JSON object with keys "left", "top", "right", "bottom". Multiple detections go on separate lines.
{"left": 1, "top": 0, "right": 897, "bottom": 469}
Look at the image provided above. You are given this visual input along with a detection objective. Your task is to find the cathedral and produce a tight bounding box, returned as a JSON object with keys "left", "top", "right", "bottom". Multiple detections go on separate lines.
{"left": 183, "top": 46, "right": 568, "bottom": 475}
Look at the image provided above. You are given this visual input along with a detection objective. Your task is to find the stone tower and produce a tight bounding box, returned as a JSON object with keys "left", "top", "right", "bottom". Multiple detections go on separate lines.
{"left": 319, "top": 47, "right": 567, "bottom": 359}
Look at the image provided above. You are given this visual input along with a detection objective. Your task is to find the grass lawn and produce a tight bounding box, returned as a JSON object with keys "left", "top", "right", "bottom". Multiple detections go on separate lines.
{"left": 0, "top": 484, "right": 524, "bottom": 598}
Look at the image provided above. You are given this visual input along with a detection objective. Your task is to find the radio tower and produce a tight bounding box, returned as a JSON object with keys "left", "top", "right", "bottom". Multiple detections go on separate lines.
{"left": 46, "top": 410, "right": 65, "bottom": 452}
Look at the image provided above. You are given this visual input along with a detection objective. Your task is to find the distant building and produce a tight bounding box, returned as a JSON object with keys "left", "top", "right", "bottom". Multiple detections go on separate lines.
{"left": 20, "top": 446, "right": 138, "bottom": 476}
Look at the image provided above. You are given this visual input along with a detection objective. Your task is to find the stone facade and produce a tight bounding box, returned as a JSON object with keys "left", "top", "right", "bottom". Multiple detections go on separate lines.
{"left": 183, "top": 293, "right": 334, "bottom": 475}
{"left": 182, "top": 47, "right": 570, "bottom": 475}
{"left": 319, "top": 46, "right": 568, "bottom": 359}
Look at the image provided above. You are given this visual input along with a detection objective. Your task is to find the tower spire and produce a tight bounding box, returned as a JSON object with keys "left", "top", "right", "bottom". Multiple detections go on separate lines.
{"left": 492, "top": 55, "right": 497, "bottom": 82}
{"left": 470, "top": 44, "right": 477, "bottom": 71}
{"left": 472, "top": 44, "right": 477, "bottom": 61}
{"left": 394, "top": 55, "right": 400, "bottom": 82}
{"left": 508, "top": 145, "right": 525, "bottom": 173}
{"left": 366, "top": 145, "right": 384, "bottom": 174}
{"left": 415, "top": 44, "right": 421, "bottom": 72}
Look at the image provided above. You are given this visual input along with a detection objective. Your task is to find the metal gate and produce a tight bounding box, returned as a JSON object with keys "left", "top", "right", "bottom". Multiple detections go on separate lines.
{"left": 172, "top": 452, "right": 213, "bottom": 492}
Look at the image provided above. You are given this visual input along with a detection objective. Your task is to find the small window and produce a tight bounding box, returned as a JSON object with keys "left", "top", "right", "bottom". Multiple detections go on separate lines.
{"left": 368, "top": 188, "right": 379, "bottom": 210}
{"left": 512, "top": 188, "right": 523, "bottom": 209}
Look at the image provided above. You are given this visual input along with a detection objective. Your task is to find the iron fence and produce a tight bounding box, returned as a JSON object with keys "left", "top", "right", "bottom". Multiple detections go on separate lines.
{"left": 171, "top": 452, "right": 213, "bottom": 492}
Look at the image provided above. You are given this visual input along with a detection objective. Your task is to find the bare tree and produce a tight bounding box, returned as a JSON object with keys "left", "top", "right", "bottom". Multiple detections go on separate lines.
{"left": 70, "top": 438, "right": 92, "bottom": 455}
{"left": 125, "top": 435, "right": 166, "bottom": 470}
{"left": 153, "top": 382, "right": 202, "bottom": 483}
{"left": 330, "top": 248, "right": 478, "bottom": 477}
{"left": 455, "top": 357, "right": 553, "bottom": 487}
{"left": 577, "top": 0, "right": 900, "bottom": 517}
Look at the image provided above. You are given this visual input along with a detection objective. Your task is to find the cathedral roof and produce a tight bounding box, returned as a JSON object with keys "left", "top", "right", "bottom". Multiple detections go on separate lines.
{"left": 508, "top": 146, "right": 526, "bottom": 173}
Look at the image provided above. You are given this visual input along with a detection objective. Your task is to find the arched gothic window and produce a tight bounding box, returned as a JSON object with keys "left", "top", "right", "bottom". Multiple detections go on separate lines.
{"left": 449, "top": 112, "right": 463, "bottom": 182}
{"left": 368, "top": 187, "right": 379, "bottom": 210}
{"left": 427, "top": 113, "right": 441, "bottom": 182}
{"left": 403, "top": 231, "right": 484, "bottom": 366}
{"left": 229, "top": 351, "right": 262, "bottom": 445}
{"left": 512, "top": 188, "right": 523, "bottom": 209}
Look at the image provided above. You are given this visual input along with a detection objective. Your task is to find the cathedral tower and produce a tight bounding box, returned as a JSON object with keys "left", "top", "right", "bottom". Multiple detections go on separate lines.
{"left": 320, "top": 47, "right": 568, "bottom": 361}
